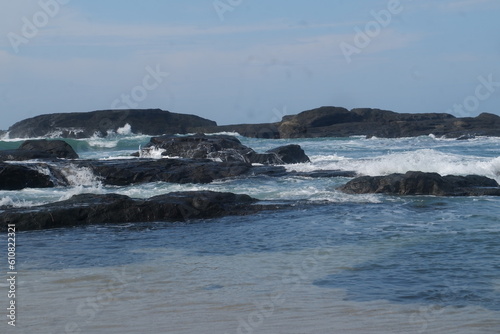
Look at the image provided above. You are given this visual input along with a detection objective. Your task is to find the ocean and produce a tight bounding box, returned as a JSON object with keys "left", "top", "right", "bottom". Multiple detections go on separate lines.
{"left": 1, "top": 130, "right": 500, "bottom": 333}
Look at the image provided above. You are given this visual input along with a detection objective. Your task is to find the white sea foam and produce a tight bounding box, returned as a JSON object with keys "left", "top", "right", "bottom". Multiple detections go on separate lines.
{"left": 59, "top": 164, "right": 102, "bottom": 187}
{"left": 352, "top": 149, "right": 500, "bottom": 181}
{"left": 117, "top": 123, "right": 133, "bottom": 135}
{"left": 58, "top": 184, "right": 105, "bottom": 201}
{"left": 139, "top": 146, "right": 166, "bottom": 159}
{"left": 0, "top": 196, "right": 38, "bottom": 208}
{"left": 286, "top": 149, "right": 500, "bottom": 182}
{"left": 207, "top": 131, "right": 242, "bottom": 137}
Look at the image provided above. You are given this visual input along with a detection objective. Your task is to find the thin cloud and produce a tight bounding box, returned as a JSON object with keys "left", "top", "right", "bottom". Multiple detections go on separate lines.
{"left": 407, "top": 0, "right": 500, "bottom": 12}
{"left": 441, "top": 0, "right": 499, "bottom": 11}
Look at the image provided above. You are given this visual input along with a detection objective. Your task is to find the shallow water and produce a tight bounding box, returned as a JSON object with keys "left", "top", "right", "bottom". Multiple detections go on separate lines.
{"left": 1, "top": 132, "right": 500, "bottom": 333}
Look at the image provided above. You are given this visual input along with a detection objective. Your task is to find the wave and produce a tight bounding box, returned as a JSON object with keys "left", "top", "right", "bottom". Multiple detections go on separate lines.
{"left": 288, "top": 149, "right": 500, "bottom": 182}
{"left": 0, "top": 196, "right": 38, "bottom": 208}
{"left": 354, "top": 150, "right": 500, "bottom": 180}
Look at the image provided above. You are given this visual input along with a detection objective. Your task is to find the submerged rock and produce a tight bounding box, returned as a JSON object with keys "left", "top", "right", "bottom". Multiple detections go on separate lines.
{"left": 338, "top": 171, "right": 500, "bottom": 196}
{"left": 0, "top": 191, "right": 276, "bottom": 231}
{"left": 139, "top": 134, "right": 310, "bottom": 165}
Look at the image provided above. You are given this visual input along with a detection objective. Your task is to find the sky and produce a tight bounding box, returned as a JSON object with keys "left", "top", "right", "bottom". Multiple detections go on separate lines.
{"left": 1, "top": 0, "right": 499, "bottom": 128}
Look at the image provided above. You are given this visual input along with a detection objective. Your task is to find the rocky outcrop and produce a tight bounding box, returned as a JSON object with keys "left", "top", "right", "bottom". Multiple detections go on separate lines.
{"left": 266, "top": 144, "right": 310, "bottom": 164}
{"left": 197, "top": 107, "right": 500, "bottom": 139}
{"left": 0, "top": 191, "right": 282, "bottom": 231}
{"left": 7, "top": 107, "right": 500, "bottom": 139}
{"left": 18, "top": 139, "right": 79, "bottom": 159}
{"left": 338, "top": 171, "right": 500, "bottom": 196}
{"left": 139, "top": 134, "right": 310, "bottom": 165}
{"left": 0, "top": 139, "right": 79, "bottom": 161}
{"left": 79, "top": 158, "right": 286, "bottom": 185}
{"left": 6, "top": 109, "right": 217, "bottom": 138}
{"left": 0, "top": 162, "right": 66, "bottom": 190}
{"left": 289, "top": 170, "right": 357, "bottom": 178}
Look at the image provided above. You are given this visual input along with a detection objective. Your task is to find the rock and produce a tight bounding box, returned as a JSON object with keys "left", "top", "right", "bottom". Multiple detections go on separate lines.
{"left": 78, "top": 158, "right": 287, "bottom": 185}
{"left": 0, "top": 150, "right": 56, "bottom": 161}
{"left": 289, "top": 170, "right": 357, "bottom": 178}
{"left": 18, "top": 139, "right": 79, "bottom": 159}
{"left": 7, "top": 107, "right": 500, "bottom": 140}
{"left": 140, "top": 134, "right": 310, "bottom": 165}
{"left": 0, "top": 162, "right": 57, "bottom": 190}
{"left": 266, "top": 144, "right": 310, "bottom": 164}
{"left": 338, "top": 171, "right": 500, "bottom": 196}
{"left": 0, "top": 139, "right": 79, "bottom": 161}
{"left": 7, "top": 109, "right": 217, "bottom": 138}
{"left": 195, "top": 107, "right": 500, "bottom": 139}
{"left": 0, "top": 191, "right": 277, "bottom": 231}
{"left": 0, "top": 157, "right": 286, "bottom": 190}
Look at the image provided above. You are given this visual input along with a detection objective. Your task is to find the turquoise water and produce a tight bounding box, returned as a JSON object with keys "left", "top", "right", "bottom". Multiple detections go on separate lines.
{"left": 1, "top": 132, "right": 500, "bottom": 333}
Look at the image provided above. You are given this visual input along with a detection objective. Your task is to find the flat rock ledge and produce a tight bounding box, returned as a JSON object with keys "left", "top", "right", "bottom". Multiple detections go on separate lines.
{"left": 0, "top": 191, "right": 284, "bottom": 231}
{"left": 338, "top": 171, "right": 500, "bottom": 196}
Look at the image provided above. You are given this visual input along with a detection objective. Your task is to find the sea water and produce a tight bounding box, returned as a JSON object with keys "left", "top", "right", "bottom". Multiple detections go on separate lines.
{"left": 1, "top": 132, "right": 499, "bottom": 333}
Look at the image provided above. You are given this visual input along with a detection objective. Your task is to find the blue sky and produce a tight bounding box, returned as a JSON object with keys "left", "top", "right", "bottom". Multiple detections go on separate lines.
{"left": 1, "top": 0, "right": 499, "bottom": 128}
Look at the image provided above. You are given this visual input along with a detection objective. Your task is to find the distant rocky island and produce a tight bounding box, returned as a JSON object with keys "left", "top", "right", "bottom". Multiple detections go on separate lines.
{"left": 4, "top": 106, "right": 500, "bottom": 139}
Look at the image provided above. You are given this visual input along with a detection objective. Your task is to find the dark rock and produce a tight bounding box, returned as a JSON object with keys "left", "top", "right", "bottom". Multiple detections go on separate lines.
{"left": 0, "top": 150, "right": 56, "bottom": 161}
{"left": 266, "top": 144, "right": 310, "bottom": 164}
{"left": 457, "top": 134, "right": 476, "bottom": 140}
{"left": 0, "top": 162, "right": 56, "bottom": 190}
{"left": 193, "top": 107, "right": 500, "bottom": 139}
{"left": 290, "top": 170, "right": 357, "bottom": 178}
{"left": 0, "top": 157, "right": 287, "bottom": 191}
{"left": 78, "top": 158, "right": 287, "bottom": 186}
{"left": 18, "top": 139, "right": 79, "bottom": 159}
{"left": 338, "top": 171, "right": 500, "bottom": 196}
{"left": 7, "top": 109, "right": 217, "bottom": 138}
{"left": 0, "top": 191, "right": 277, "bottom": 231}
{"left": 140, "top": 134, "right": 309, "bottom": 165}
{"left": 0, "top": 139, "right": 79, "bottom": 161}
{"left": 8, "top": 107, "right": 500, "bottom": 140}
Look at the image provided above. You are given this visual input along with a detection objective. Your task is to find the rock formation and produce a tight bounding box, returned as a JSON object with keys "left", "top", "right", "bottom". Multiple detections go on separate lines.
{"left": 139, "top": 134, "right": 310, "bottom": 164}
{"left": 338, "top": 171, "right": 500, "bottom": 196}
{"left": 0, "top": 191, "right": 283, "bottom": 231}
